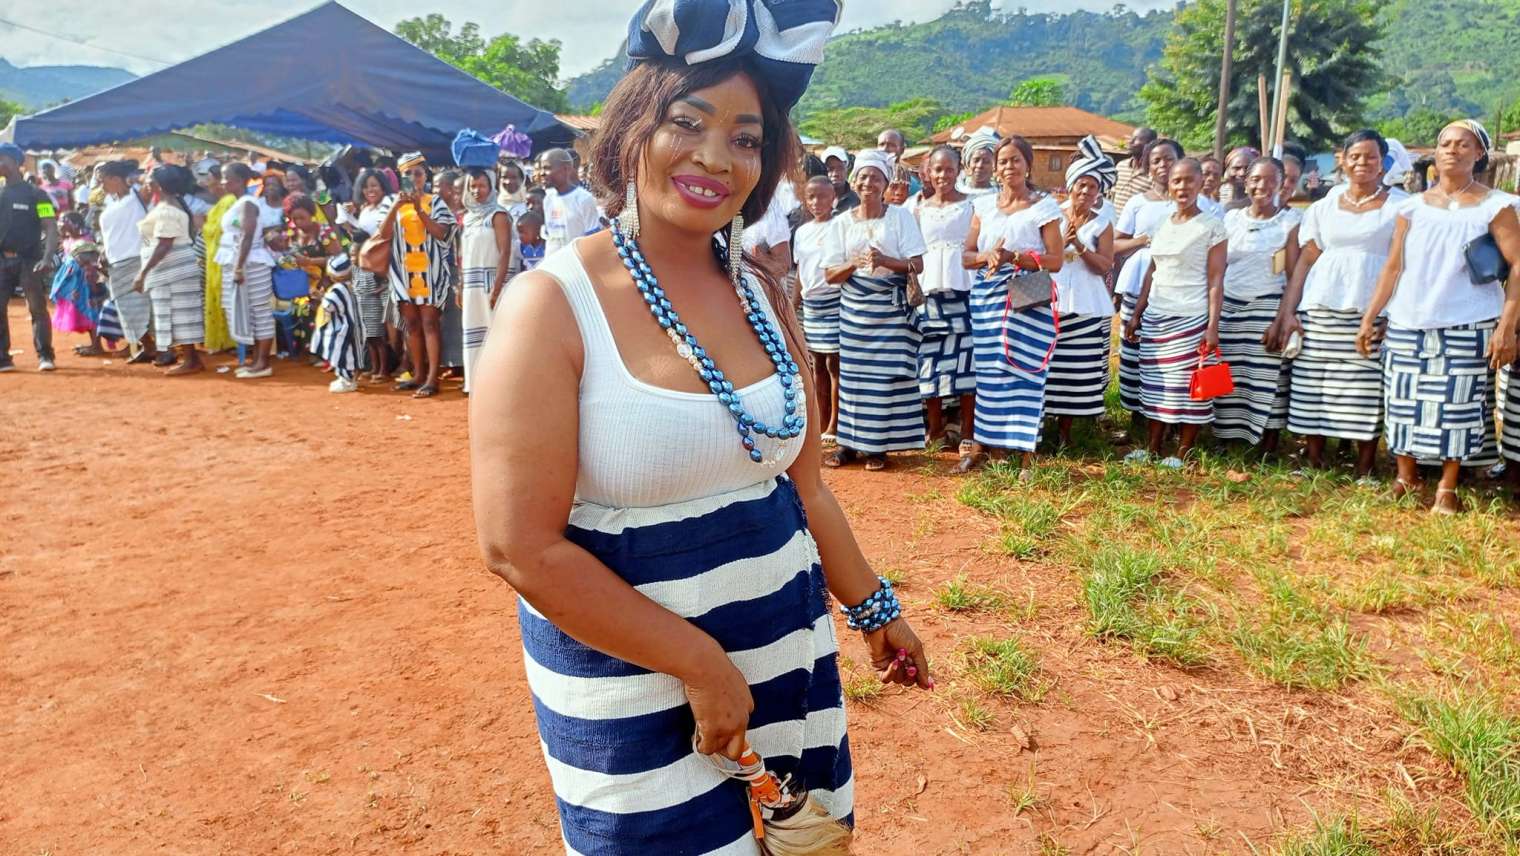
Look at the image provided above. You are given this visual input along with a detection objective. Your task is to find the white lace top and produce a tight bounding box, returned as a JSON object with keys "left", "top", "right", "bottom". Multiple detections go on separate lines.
{"left": 909, "top": 196, "right": 975, "bottom": 294}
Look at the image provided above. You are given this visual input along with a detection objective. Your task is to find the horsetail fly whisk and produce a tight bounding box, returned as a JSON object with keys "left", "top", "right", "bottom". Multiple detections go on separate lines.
{"left": 697, "top": 737, "right": 851, "bottom": 855}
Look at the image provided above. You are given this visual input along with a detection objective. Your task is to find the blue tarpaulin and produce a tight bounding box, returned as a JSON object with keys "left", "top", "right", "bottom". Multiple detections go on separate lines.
{"left": 2, "top": 2, "right": 576, "bottom": 158}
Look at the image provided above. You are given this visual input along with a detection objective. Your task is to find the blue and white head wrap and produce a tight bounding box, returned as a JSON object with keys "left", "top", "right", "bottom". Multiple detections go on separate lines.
{"left": 626, "top": 0, "right": 842, "bottom": 111}
{"left": 1064, "top": 135, "right": 1117, "bottom": 193}
{"left": 960, "top": 126, "right": 1001, "bottom": 160}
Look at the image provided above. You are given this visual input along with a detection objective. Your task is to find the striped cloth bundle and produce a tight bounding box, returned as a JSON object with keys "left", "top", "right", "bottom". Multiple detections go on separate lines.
{"left": 1138, "top": 313, "right": 1212, "bottom": 424}
{"left": 1212, "top": 293, "right": 1289, "bottom": 444}
{"left": 1118, "top": 291, "right": 1142, "bottom": 413}
{"left": 144, "top": 244, "right": 205, "bottom": 347}
{"left": 801, "top": 289, "right": 842, "bottom": 354}
{"left": 1044, "top": 313, "right": 1111, "bottom": 418}
{"left": 460, "top": 265, "right": 494, "bottom": 393}
{"left": 1287, "top": 308, "right": 1383, "bottom": 441}
{"left": 1383, "top": 321, "right": 1499, "bottom": 463}
{"left": 524, "top": 477, "right": 852, "bottom": 855}
{"left": 836, "top": 273, "right": 924, "bottom": 453}
{"left": 312, "top": 281, "right": 361, "bottom": 382}
{"left": 913, "top": 290, "right": 975, "bottom": 397}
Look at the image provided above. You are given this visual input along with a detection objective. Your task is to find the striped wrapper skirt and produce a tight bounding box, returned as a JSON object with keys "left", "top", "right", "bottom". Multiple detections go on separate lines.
{"left": 1045, "top": 313, "right": 1111, "bottom": 418}
{"left": 801, "top": 289, "right": 842, "bottom": 355}
{"left": 836, "top": 274, "right": 925, "bottom": 454}
{"left": 461, "top": 266, "right": 494, "bottom": 394}
{"left": 970, "top": 271, "right": 1056, "bottom": 451}
{"left": 1213, "top": 293, "right": 1290, "bottom": 444}
{"left": 353, "top": 269, "right": 390, "bottom": 340}
{"left": 524, "top": 477, "right": 852, "bottom": 856}
{"left": 1138, "top": 313, "right": 1212, "bottom": 425}
{"left": 223, "top": 263, "right": 276, "bottom": 346}
{"left": 1287, "top": 308, "right": 1383, "bottom": 441}
{"left": 912, "top": 290, "right": 975, "bottom": 398}
{"left": 1501, "top": 366, "right": 1520, "bottom": 463}
{"left": 96, "top": 300, "right": 125, "bottom": 342}
{"left": 312, "top": 282, "right": 361, "bottom": 382}
{"left": 1383, "top": 321, "right": 1499, "bottom": 464}
{"left": 1118, "top": 292, "right": 1142, "bottom": 413}
{"left": 144, "top": 245, "right": 205, "bottom": 348}
{"left": 105, "top": 256, "right": 152, "bottom": 346}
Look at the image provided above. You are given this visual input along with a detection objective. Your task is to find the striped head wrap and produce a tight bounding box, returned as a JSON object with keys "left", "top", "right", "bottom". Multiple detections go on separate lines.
{"left": 1065, "top": 135, "right": 1118, "bottom": 193}
{"left": 397, "top": 152, "right": 428, "bottom": 173}
{"left": 626, "top": 0, "right": 842, "bottom": 111}
{"left": 961, "top": 126, "right": 1000, "bottom": 159}
{"left": 849, "top": 148, "right": 895, "bottom": 183}
{"left": 1441, "top": 119, "right": 1492, "bottom": 153}
{"left": 1226, "top": 146, "right": 1260, "bottom": 164}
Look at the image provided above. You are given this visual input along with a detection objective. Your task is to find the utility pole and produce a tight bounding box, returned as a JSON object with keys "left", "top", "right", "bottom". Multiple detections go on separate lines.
{"left": 1268, "top": 0, "right": 1291, "bottom": 155}
{"left": 1213, "top": 0, "right": 1238, "bottom": 163}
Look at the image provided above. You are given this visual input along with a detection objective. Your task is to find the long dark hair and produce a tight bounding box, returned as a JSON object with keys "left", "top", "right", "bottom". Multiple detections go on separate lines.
{"left": 150, "top": 164, "right": 195, "bottom": 219}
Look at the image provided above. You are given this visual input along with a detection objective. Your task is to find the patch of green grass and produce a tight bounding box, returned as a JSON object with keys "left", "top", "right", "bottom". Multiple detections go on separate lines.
{"left": 963, "top": 637, "right": 1047, "bottom": 701}
{"left": 1274, "top": 814, "right": 1380, "bottom": 856}
{"left": 1328, "top": 570, "right": 1470, "bottom": 614}
{"left": 1400, "top": 691, "right": 1520, "bottom": 845}
{"left": 1080, "top": 545, "right": 1211, "bottom": 667}
{"left": 957, "top": 697, "right": 995, "bottom": 731}
{"left": 1424, "top": 609, "right": 1520, "bottom": 678}
{"left": 879, "top": 566, "right": 908, "bottom": 587}
{"left": 1233, "top": 618, "right": 1374, "bottom": 691}
{"left": 934, "top": 575, "right": 1007, "bottom": 613}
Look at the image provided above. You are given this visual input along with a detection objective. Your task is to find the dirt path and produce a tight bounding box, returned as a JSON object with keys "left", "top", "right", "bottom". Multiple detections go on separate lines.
{"left": 2, "top": 305, "right": 1447, "bottom": 854}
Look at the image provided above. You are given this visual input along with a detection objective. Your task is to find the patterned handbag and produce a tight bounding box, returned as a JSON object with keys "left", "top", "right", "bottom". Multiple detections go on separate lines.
{"left": 1000, "top": 270, "right": 1061, "bottom": 374}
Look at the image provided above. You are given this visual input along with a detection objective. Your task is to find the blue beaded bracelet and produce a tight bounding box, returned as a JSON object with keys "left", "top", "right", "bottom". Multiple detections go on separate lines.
{"left": 842, "top": 577, "right": 902, "bottom": 633}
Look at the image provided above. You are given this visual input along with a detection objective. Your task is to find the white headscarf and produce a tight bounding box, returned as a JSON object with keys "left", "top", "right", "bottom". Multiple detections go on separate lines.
{"left": 849, "top": 149, "right": 895, "bottom": 183}
{"left": 1383, "top": 138, "right": 1414, "bottom": 187}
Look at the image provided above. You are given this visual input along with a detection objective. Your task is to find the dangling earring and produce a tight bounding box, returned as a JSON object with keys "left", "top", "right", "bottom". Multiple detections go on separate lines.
{"left": 620, "top": 181, "right": 640, "bottom": 240}
{"left": 728, "top": 214, "right": 745, "bottom": 289}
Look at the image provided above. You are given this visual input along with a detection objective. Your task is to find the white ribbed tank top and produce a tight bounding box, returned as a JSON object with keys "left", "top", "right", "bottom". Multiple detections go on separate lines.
{"left": 538, "top": 241, "right": 803, "bottom": 509}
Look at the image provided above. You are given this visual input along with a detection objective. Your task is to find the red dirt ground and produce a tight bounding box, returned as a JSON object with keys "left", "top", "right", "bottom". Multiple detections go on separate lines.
{"left": 2, "top": 303, "right": 1462, "bottom": 855}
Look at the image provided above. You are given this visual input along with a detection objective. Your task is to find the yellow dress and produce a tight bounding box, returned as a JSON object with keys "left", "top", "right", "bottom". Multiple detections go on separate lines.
{"left": 202, "top": 193, "right": 238, "bottom": 351}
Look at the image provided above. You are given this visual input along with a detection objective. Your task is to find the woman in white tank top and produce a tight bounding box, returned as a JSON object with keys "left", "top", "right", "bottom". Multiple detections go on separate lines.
{"left": 467, "top": 8, "right": 933, "bottom": 853}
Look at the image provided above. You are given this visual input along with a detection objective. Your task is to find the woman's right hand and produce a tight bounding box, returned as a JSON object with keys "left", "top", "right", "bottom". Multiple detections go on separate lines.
{"left": 684, "top": 647, "right": 754, "bottom": 761}
{"left": 1354, "top": 317, "right": 1377, "bottom": 358}
{"left": 233, "top": 266, "right": 246, "bottom": 286}
{"left": 1262, "top": 313, "right": 1301, "bottom": 352}
{"left": 1123, "top": 316, "right": 1141, "bottom": 344}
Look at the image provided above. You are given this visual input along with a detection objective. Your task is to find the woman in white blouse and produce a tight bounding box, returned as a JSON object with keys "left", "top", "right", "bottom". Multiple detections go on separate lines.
{"left": 1269, "top": 130, "right": 1406, "bottom": 479}
{"left": 132, "top": 165, "right": 206, "bottom": 376}
{"left": 910, "top": 145, "right": 978, "bottom": 466}
{"left": 1215, "top": 158, "right": 1300, "bottom": 452}
{"left": 822, "top": 149, "right": 928, "bottom": 471}
{"left": 1049, "top": 136, "right": 1118, "bottom": 448}
{"left": 1359, "top": 119, "right": 1520, "bottom": 513}
{"left": 1113, "top": 138, "right": 1183, "bottom": 437}
{"left": 961, "top": 136, "right": 1065, "bottom": 477}
{"left": 1122, "top": 159, "right": 1227, "bottom": 467}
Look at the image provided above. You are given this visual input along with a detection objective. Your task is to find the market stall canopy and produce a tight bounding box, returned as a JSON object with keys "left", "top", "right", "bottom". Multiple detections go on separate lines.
{"left": 1, "top": 2, "right": 576, "bottom": 158}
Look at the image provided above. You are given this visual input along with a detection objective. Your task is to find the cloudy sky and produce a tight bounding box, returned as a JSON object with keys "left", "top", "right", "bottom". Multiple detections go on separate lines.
{"left": 2, "top": 0, "right": 1172, "bottom": 80}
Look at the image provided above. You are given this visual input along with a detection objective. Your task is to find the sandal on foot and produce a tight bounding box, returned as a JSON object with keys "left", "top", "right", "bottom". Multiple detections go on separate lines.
{"left": 1389, "top": 478, "right": 1420, "bottom": 501}
{"left": 1431, "top": 487, "right": 1462, "bottom": 515}
{"left": 823, "top": 448, "right": 856, "bottom": 468}
{"left": 954, "top": 440, "right": 982, "bottom": 474}
{"left": 864, "top": 454, "right": 888, "bottom": 472}
{"left": 394, "top": 379, "right": 421, "bottom": 392}
{"left": 412, "top": 384, "right": 439, "bottom": 399}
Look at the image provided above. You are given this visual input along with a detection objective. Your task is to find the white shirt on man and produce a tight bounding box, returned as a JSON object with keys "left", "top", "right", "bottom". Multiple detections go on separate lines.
{"left": 543, "top": 185, "right": 601, "bottom": 256}
{"left": 99, "top": 191, "right": 149, "bottom": 264}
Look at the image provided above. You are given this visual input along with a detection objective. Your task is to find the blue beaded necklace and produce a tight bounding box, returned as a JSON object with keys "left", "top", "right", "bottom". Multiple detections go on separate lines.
{"left": 611, "top": 222, "right": 804, "bottom": 464}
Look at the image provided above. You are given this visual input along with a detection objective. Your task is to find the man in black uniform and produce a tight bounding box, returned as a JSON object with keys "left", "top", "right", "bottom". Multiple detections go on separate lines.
{"left": 0, "top": 143, "right": 59, "bottom": 372}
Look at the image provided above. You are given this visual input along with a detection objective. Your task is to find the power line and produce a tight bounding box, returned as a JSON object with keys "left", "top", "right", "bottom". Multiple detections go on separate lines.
{"left": 0, "top": 16, "right": 173, "bottom": 67}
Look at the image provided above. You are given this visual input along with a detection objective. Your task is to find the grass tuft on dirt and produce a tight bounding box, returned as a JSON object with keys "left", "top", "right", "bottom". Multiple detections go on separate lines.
{"left": 1399, "top": 690, "right": 1520, "bottom": 845}
{"left": 1080, "top": 545, "right": 1210, "bottom": 667}
{"left": 962, "top": 636, "right": 1048, "bottom": 701}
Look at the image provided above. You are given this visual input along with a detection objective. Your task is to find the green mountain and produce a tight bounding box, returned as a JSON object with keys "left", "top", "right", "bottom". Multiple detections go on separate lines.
{"left": 0, "top": 58, "right": 135, "bottom": 110}
{"left": 565, "top": 0, "right": 1520, "bottom": 139}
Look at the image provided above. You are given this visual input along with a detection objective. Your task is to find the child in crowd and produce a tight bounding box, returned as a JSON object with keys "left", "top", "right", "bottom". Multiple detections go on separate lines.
{"left": 516, "top": 209, "right": 546, "bottom": 272}
{"left": 795, "top": 175, "right": 841, "bottom": 440}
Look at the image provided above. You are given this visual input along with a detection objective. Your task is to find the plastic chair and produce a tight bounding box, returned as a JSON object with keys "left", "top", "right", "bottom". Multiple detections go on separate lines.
{"left": 270, "top": 268, "right": 311, "bottom": 355}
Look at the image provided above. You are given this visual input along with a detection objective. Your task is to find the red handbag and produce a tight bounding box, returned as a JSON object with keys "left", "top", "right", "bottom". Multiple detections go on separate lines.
{"left": 1189, "top": 345, "right": 1234, "bottom": 401}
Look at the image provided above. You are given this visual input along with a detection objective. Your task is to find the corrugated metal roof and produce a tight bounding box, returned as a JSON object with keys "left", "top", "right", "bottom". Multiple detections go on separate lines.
{"left": 931, "top": 106, "right": 1136, "bottom": 145}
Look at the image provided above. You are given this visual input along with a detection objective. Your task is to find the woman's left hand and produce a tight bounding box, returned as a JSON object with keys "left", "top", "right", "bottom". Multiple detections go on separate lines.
{"left": 131, "top": 273, "right": 146, "bottom": 293}
{"left": 864, "top": 619, "right": 933, "bottom": 690}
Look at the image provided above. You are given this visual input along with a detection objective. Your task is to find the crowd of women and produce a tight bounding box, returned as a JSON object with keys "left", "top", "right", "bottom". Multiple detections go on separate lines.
{"left": 35, "top": 146, "right": 557, "bottom": 397}
{"left": 14, "top": 121, "right": 1520, "bottom": 512}
{"left": 784, "top": 123, "right": 1520, "bottom": 512}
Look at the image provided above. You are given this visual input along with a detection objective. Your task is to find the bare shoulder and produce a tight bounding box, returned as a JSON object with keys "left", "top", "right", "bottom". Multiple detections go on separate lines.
{"left": 491, "top": 268, "right": 583, "bottom": 368}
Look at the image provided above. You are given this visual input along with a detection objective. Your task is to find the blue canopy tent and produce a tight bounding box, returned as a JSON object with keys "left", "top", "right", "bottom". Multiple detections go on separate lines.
{"left": 1, "top": 2, "right": 576, "bottom": 159}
